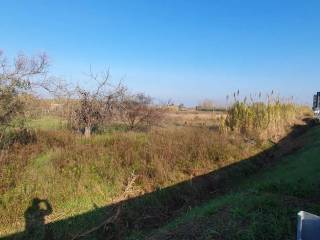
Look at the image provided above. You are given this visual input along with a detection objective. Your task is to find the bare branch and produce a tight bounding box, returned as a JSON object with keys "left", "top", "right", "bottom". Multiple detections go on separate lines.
{"left": 0, "top": 51, "right": 49, "bottom": 128}
{"left": 67, "top": 69, "right": 127, "bottom": 137}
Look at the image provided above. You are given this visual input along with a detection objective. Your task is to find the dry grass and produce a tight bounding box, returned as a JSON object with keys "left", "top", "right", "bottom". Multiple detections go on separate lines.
{"left": 0, "top": 101, "right": 311, "bottom": 236}
{"left": 164, "top": 110, "right": 225, "bottom": 129}
{"left": 0, "top": 127, "right": 258, "bottom": 235}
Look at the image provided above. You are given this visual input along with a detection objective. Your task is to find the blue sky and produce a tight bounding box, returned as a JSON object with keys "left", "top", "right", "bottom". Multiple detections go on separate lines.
{"left": 1, "top": 0, "right": 319, "bottom": 106}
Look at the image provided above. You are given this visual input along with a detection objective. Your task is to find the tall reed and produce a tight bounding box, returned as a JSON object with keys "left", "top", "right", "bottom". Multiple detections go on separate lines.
{"left": 225, "top": 92, "right": 303, "bottom": 141}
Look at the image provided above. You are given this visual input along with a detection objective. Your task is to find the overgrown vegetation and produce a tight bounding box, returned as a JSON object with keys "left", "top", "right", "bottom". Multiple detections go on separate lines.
{"left": 0, "top": 51, "right": 48, "bottom": 149}
{"left": 224, "top": 93, "right": 310, "bottom": 141}
{"left": 121, "top": 93, "right": 164, "bottom": 130}
{"left": 140, "top": 126, "right": 320, "bottom": 240}
{"left": 0, "top": 51, "right": 314, "bottom": 239}
{"left": 0, "top": 126, "right": 251, "bottom": 232}
{"left": 0, "top": 105, "right": 311, "bottom": 237}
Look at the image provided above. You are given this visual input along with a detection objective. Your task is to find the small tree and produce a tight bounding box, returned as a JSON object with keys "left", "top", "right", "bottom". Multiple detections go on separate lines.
{"left": 121, "top": 93, "right": 163, "bottom": 130}
{"left": 70, "top": 70, "right": 126, "bottom": 137}
{"left": 0, "top": 50, "right": 48, "bottom": 128}
{"left": 0, "top": 51, "right": 48, "bottom": 149}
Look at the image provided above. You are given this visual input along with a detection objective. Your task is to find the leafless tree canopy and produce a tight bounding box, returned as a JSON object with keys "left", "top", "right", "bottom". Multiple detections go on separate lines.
{"left": 1, "top": 50, "right": 162, "bottom": 138}
{"left": 0, "top": 51, "right": 48, "bottom": 127}
{"left": 69, "top": 69, "right": 126, "bottom": 137}
{"left": 121, "top": 93, "right": 163, "bottom": 130}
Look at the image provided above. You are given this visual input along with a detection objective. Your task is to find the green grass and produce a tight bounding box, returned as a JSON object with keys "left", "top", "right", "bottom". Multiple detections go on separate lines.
{"left": 0, "top": 114, "right": 314, "bottom": 239}
{"left": 134, "top": 126, "right": 320, "bottom": 240}
{"left": 0, "top": 149, "right": 115, "bottom": 236}
{"left": 27, "top": 116, "right": 66, "bottom": 130}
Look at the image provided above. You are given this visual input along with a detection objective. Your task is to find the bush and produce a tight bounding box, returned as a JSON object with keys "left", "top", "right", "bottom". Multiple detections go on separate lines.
{"left": 121, "top": 93, "right": 164, "bottom": 130}
{"left": 0, "top": 51, "right": 48, "bottom": 128}
{"left": 0, "top": 128, "right": 36, "bottom": 149}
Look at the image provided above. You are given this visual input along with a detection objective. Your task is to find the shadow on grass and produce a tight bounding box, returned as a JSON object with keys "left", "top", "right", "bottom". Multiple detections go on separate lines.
{"left": 23, "top": 198, "right": 53, "bottom": 240}
{"left": 1, "top": 118, "right": 315, "bottom": 240}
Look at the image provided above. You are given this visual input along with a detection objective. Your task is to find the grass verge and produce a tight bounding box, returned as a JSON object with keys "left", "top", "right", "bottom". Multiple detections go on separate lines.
{"left": 140, "top": 126, "right": 320, "bottom": 240}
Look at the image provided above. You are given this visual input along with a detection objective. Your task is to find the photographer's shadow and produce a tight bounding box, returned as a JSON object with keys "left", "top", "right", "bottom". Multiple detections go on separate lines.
{"left": 24, "top": 198, "right": 53, "bottom": 239}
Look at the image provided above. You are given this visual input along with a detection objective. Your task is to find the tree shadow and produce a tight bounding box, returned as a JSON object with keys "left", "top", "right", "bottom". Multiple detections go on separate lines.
{"left": 1, "top": 118, "right": 315, "bottom": 240}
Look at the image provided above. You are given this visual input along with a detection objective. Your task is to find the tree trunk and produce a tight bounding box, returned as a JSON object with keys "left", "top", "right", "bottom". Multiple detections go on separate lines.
{"left": 84, "top": 126, "right": 91, "bottom": 138}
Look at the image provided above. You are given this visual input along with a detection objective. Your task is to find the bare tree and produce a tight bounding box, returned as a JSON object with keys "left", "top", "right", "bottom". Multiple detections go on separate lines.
{"left": 121, "top": 93, "right": 163, "bottom": 130}
{"left": 0, "top": 50, "right": 48, "bottom": 127}
{"left": 70, "top": 69, "right": 126, "bottom": 137}
{"left": 35, "top": 66, "right": 126, "bottom": 138}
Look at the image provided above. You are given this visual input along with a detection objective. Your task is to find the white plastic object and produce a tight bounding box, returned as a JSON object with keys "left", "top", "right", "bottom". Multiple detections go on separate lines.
{"left": 297, "top": 211, "right": 320, "bottom": 240}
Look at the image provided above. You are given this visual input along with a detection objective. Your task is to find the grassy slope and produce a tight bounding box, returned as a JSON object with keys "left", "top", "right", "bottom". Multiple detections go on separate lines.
{"left": 0, "top": 114, "right": 315, "bottom": 239}
{"left": 135, "top": 126, "right": 320, "bottom": 240}
{"left": 0, "top": 117, "right": 116, "bottom": 236}
{"left": 0, "top": 116, "right": 255, "bottom": 237}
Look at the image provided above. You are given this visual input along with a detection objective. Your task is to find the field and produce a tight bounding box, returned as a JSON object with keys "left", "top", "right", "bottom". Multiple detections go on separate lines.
{"left": 1, "top": 111, "right": 232, "bottom": 236}
{"left": 164, "top": 109, "right": 225, "bottom": 128}
{"left": 0, "top": 103, "right": 315, "bottom": 240}
{"left": 143, "top": 125, "right": 320, "bottom": 240}
{"left": 1, "top": 3, "right": 319, "bottom": 239}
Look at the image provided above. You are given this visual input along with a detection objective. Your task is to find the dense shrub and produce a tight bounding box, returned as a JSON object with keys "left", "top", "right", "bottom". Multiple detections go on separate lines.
{"left": 121, "top": 93, "right": 164, "bottom": 130}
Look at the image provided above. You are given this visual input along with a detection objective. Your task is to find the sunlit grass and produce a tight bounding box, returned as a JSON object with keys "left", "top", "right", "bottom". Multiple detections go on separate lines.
{"left": 140, "top": 126, "right": 320, "bottom": 240}
{"left": 27, "top": 116, "right": 66, "bottom": 130}
{"left": 0, "top": 108, "right": 313, "bottom": 238}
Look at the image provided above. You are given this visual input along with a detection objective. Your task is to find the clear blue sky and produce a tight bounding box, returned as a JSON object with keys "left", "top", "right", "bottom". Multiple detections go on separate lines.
{"left": 1, "top": 0, "right": 319, "bottom": 106}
